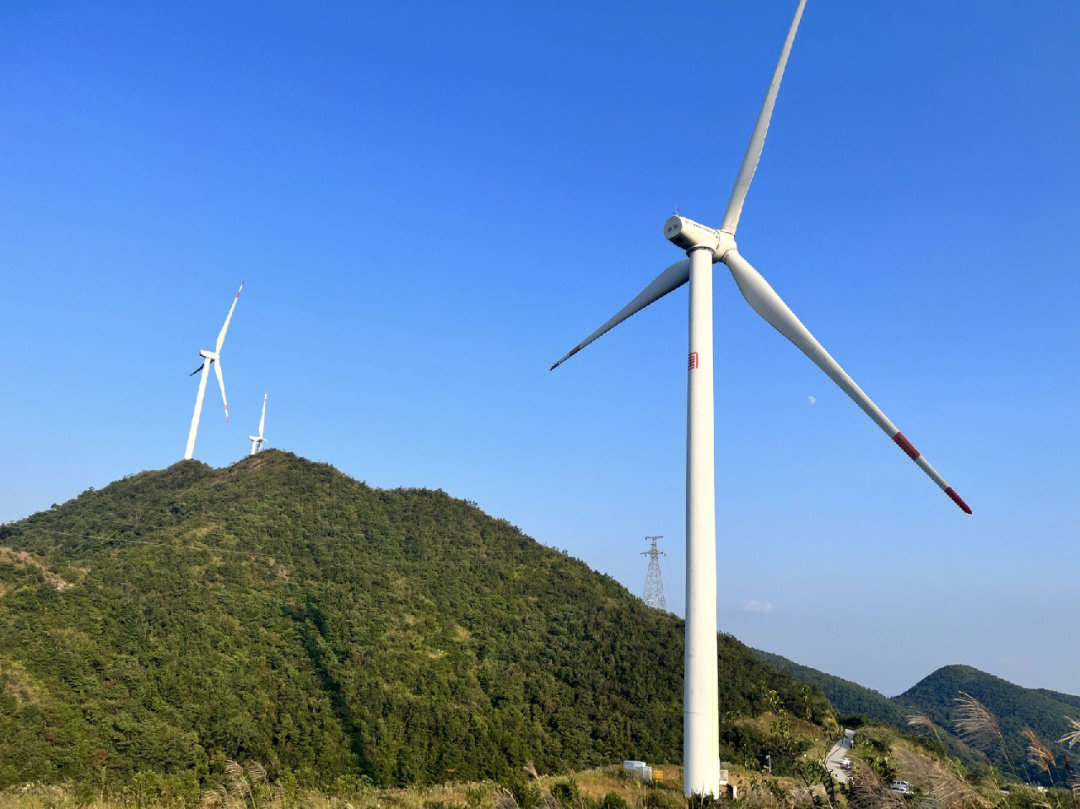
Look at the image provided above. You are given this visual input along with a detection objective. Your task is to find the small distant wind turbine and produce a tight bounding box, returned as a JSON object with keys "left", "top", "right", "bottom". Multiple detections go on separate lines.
{"left": 551, "top": 0, "right": 969, "bottom": 798}
{"left": 184, "top": 281, "right": 244, "bottom": 460}
{"left": 249, "top": 391, "right": 267, "bottom": 455}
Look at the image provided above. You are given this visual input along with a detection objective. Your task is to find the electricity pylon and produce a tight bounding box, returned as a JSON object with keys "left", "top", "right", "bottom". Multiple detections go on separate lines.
{"left": 642, "top": 536, "right": 666, "bottom": 611}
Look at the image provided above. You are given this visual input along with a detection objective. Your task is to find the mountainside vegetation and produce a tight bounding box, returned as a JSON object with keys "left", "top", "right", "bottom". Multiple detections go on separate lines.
{"left": 750, "top": 648, "right": 908, "bottom": 728}
{"left": 0, "top": 451, "right": 831, "bottom": 794}
{"left": 897, "top": 664, "right": 1080, "bottom": 789}
{"left": 752, "top": 650, "right": 1080, "bottom": 789}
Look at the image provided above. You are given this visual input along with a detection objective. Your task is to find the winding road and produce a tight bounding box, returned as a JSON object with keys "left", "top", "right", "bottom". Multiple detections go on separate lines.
{"left": 824, "top": 728, "right": 855, "bottom": 784}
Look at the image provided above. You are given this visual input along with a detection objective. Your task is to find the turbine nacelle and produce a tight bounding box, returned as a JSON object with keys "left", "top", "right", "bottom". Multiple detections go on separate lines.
{"left": 249, "top": 391, "right": 268, "bottom": 455}
{"left": 664, "top": 216, "right": 736, "bottom": 261}
{"left": 199, "top": 349, "right": 219, "bottom": 361}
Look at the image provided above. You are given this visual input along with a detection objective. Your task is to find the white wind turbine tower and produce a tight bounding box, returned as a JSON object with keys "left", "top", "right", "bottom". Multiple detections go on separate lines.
{"left": 249, "top": 391, "right": 267, "bottom": 455}
{"left": 184, "top": 281, "right": 244, "bottom": 460}
{"left": 551, "top": 0, "right": 970, "bottom": 798}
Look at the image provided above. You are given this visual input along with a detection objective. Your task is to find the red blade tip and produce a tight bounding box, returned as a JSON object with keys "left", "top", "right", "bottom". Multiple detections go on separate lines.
{"left": 945, "top": 487, "right": 971, "bottom": 514}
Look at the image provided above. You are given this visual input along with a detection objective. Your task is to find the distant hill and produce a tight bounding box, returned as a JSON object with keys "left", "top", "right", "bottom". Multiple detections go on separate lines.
{"left": 750, "top": 649, "right": 908, "bottom": 727}
{"left": 897, "top": 664, "right": 1079, "bottom": 785}
{"left": 0, "top": 451, "right": 831, "bottom": 791}
{"left": 751, "top": 650, "right": 1080, "bottom": 787}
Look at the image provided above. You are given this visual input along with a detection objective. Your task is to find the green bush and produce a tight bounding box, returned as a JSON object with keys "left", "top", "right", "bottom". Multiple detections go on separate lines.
{"left": 551, "top": 779, "right": 579, "bottom": 808}
{"left": 643, "top": 787, "right": 684, "bottom": 809}
{"left": 600, "top": 792, "right": 628, "bottom": 809}
{"left": 507, "top": 778, "right": 541, "bottom": 809}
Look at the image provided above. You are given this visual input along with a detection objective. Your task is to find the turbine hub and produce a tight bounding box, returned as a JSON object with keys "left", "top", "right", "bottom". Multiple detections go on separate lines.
{"left": 664, "top": 216, "right": 735, "bottom": 262}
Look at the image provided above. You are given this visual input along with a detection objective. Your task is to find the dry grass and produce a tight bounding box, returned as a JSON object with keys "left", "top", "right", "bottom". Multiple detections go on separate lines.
{"left": 0, "top": 658, "right": 46, "bottom": 709}
{"left": 0, "top": 768, "right": 673, "bottom": 809}
{"left": 0, "top": 546, "right": 74, "bottom": 591}
{"left": 1060, "top": 717, "right": 1080, "bottom": 748}
{"left": 890, "top": 735, "right": 990, "bottom": 809}
{"left": 845, "top": 761, "right": 905, "bottom": 809}
{"left": 1021, "top": 727, "right": 1056, "bottom": 774}
{"left": 952, "top": 692, "right": 1001, "bottom": 751}
{"left": 908, "top": 713, "right": 945, "bottom": 748}
{"left": 907, "top": 714, "right": 938, "bottom": 732}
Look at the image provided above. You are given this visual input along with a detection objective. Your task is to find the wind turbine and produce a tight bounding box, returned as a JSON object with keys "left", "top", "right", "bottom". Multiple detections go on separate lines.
{"left": 249, "top": 391, "right": 267, "bottom": 455}
{"left": 550, "top": 0, "right": 969, "bottom": 798}
{"left": 184, "top": 281, "right": 244, "bottom": 460}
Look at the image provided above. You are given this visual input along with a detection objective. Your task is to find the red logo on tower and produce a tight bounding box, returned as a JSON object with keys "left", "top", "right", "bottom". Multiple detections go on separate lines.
{"left": 689, "top": 352, "right": 699, "bottom": 370}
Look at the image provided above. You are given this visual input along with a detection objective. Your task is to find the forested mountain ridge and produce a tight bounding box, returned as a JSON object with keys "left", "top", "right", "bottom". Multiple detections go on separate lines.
{"left": 897, "top": 664, "right": 1079, "bottom": 785}
{"left": 0, "top": 451, "right": 831, "bottom": 790}
{"left": 751, "top": 650, "right": 1080, "bottom": 787}
{"left": 750, "top": 648, "right": 908, "bottom": 727}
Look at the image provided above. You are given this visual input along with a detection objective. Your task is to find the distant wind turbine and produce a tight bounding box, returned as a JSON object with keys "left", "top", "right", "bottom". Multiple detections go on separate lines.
{"left": 550, "top": 0, "right": 969, "bottom": 798}
{"left": 184, "top": 281, "right": 244, "bottom": 460}
{"left": 249, "top": 391, "right": 267, "bottom": 455}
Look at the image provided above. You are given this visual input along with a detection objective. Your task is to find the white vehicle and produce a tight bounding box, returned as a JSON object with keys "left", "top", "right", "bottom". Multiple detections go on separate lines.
{"left": 890, "top": 781, "right": 914, "bottom": 795}
{"left": 839, "top": 757, "right": 852, "bottom": 770}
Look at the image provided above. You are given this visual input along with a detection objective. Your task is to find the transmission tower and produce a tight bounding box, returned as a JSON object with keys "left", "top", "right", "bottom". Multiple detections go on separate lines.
{"left": 642, "top": 536, "right": 667, "bottom": 611}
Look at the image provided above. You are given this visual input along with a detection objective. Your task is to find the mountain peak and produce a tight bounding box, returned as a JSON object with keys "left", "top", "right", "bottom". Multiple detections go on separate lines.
{"left": 0, "top": 453, "right": 829, "bottom": 790}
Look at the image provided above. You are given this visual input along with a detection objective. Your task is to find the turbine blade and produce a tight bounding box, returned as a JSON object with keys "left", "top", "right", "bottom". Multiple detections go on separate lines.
{"left": 213, "top": 359, "right": 229, "bottom": 422}
{"left": 720, "top": 0, "right": 807, "bottom": 236}
{"left": 550, "top": 258, "right": 691, "bottom": 370}
{"left": 258, "top": 391, "right": 267, "bottom": 438}
{"left": 722, "top": 248, "right": 970, "bottom": 513}
{"left": 215, "top": 280, "right": 245, "bottom": 353}
{"left": 189, "top": 362, "right": 205, "bottom": 376}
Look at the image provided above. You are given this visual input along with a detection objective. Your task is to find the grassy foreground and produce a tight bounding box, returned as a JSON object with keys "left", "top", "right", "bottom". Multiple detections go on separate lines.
{"left": 4, "top": 725, "right": 1075, "bottom": 808}
{"left": 0, "top": 766, "right": 687, "bottom": 809}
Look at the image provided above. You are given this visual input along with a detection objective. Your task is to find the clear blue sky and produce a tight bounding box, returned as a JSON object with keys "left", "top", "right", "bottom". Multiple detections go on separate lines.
{"left": 2, "top": 1, "right": 1078, "bottom": 697}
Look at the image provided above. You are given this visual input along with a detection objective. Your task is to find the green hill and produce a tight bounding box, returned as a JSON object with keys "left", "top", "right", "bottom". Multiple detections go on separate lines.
{"left": 750, "top": 649, "right": 908, "bottom": 727}
{"left": 0, "top": 451, "right": 831, "bottom": 792}
{"left": 750, "top": 649, "right": 1080, "bottom": 787}
{"left": 897, "top": 664, "right": 1079, "bottom": 785}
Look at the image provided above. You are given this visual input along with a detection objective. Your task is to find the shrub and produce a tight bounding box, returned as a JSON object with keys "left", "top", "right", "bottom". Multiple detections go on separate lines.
{"left": 507, "top": 778, "right": 541, "bottom": 809}
{"left": 643, "top": 787, "right": 684, "bottom": 809}
{"left": 551, "top": 779, "right": 579, "bottom": 808}
{"left": 600, "top": 792, "right": 628, "bottom": 809}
